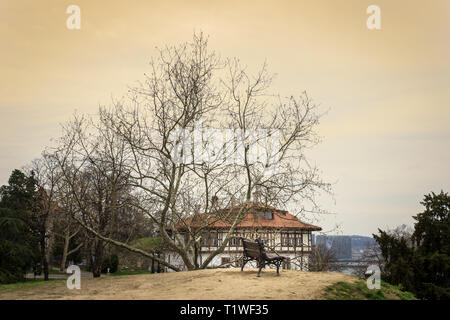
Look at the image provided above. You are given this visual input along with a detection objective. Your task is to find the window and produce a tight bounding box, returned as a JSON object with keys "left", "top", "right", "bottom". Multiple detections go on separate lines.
{"left": 201, "top": 232, "right": 209, "bottom": 246}
{"left": 281, "top": 233, "right": 297, "bottom": 247}
{"left": 290, "top": 234, "right": 296, "bottom": 246}
{"left": 258, "top": 211, "right": 273, "bottom": 219}
{"left": 217, "top": 232, "right": 223, "bottom": 247}
{"left": 281, "top": 233, "right": 289, "bottom": 246}
{"left": 228, "top": 232, "right": 242, "bottom": 247}
{"left": 232, "top": 233, "right": 243, "bottom": 247}
{"left": 270, "top": 233, "right": 275, "bottom": 247}
{"left": 201, "top": 232, "right": 219, "bottom": 247}
{"left": 296, "top": 233, "right": 303, "bottom": 247}
{"left": 211, "top": 232, "right": 218, "bottom": 246}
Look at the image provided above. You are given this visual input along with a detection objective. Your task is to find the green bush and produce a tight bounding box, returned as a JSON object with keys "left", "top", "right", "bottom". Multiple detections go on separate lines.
{"left": 101, "top": 254, "right": 119, "bottom": 273}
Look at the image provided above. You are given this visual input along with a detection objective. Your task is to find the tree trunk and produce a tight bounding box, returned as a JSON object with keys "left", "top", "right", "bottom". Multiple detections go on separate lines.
{"left": 157, "top": 253, "right": 161, "bottom": 273}
{"left": 60, "top": 230, "right": 70, "bottom": 272}
{"left": 194, "top": 242, "right": 200, "bottom": 268}
{"left": 40, "top": 235, "right": 49, "bottom": 281}
{"left": 72, "top": 214, "right": 181, "bottom": 271}
{"left": 92, "top": 240, "right": 104, "bottom": 278}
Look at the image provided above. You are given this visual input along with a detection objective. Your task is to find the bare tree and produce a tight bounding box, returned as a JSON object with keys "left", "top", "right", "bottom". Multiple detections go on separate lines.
{"left": 353, "top": 241, "right": 383, "bottom": 278}
{"left": 308, "top": 243, "right": 340, "bottom": 272}
{"left": 51, "top": 179, "right": 84, "bottom": 272}
{"left": 26, "top": 152, "right": 62, "bottom": 280}
{"left": 52, "top": 32, "right": 330, "bottom": 272}
{"left": 53, "top": 112, "right": 141, "bottom": 276}
{"left": 354, "top": 225, "right": 412, "bottom": 278}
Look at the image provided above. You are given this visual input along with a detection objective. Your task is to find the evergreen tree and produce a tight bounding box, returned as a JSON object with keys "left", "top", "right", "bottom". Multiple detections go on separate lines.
{"left": 0, "top": 208, "right": 36, "bottom": 283}
{"left": 412, "top": 191, "right": 450, "bottom": 299}
{"left": 0, "top": 169, "right": 37, "bottom": 211}
{"left": 373, "top": 229, "right": 415, "bottom": 292}
{"left": 0, "top": 170, "right": 39, "bottom": 283}
{"left": 374, "top": 191, "right": 450, "bottom": 300}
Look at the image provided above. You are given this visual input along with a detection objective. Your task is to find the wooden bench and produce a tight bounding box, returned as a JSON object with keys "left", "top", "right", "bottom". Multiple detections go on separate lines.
{"left": 240, "top": 237, "right": 287, "bottom": 277}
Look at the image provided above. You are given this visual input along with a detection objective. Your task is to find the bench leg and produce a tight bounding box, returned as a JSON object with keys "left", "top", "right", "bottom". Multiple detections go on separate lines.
{"left": 257, "top": 261, "right": 264, "bottom": 277}
{"left": 257, "top": 265, "right": 263, "bottom": 277}
{"left": 241, "top": 258, "right": 248, "bottom": 271}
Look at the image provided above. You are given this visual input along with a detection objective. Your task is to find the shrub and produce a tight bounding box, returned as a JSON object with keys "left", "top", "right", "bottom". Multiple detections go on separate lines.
{"left": 101, "top": 254, "right": 119, "bottom": 273}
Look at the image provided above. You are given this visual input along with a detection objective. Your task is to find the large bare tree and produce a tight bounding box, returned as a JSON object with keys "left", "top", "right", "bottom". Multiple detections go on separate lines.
{"left": 53, "top": 33, "right": 330, "bottom": 272}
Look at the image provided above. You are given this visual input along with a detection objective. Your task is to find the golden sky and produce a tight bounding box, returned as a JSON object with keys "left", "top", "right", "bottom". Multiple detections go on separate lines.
{"left": 1, "top": 0, "right": 449, "bottom": 235}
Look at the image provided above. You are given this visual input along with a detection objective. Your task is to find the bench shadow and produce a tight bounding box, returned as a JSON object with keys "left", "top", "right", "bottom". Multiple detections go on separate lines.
{"left": 219, "top": 268, "right": 284, "bottom": 277}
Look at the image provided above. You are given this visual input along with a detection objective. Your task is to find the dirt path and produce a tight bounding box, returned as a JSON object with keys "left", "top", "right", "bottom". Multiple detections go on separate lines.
{"left": 0, "top": 268, "right": 357, "bottom": 300}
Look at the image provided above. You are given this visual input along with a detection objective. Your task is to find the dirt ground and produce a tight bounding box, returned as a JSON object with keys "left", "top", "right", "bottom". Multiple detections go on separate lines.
{"left": 0, "top": 268, "right": 357, "bottom": 300}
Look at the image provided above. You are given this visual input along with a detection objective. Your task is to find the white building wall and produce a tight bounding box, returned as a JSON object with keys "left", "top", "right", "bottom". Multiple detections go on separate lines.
{"left": 166, "top": 252, "right": 310, "bottom": 272}
{"left": 165, "top": 230, "right": 314, "bottom": 272}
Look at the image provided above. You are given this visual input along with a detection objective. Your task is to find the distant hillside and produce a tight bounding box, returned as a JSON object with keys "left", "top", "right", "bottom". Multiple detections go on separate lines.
{"left": 313, "top": 234, "right": 376, "bottom": 248}
{"left": 350, "top": 235, "right": 377, "bottom": 251}
{"left": 313, "top": 235, "right": 377, "bottom": 259}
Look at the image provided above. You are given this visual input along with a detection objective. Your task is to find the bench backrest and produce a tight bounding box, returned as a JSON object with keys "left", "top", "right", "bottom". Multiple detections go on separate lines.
{"left": 240, "top": 237, "right": 265, "bottom": 259}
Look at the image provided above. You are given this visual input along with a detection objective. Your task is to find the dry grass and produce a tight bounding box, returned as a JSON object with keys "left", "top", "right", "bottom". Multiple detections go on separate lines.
{"left": 0, "top": 268, "right": 357, "bottom": 300}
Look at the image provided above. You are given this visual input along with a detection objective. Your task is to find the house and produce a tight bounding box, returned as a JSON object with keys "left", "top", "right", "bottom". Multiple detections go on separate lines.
{"left": 165, "top": 202, "right": 321, "bottom": 271}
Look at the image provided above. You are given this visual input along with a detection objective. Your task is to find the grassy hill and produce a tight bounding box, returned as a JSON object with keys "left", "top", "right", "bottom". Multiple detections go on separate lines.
{"left": 0, "top": 268, "right": 416, "bottom": 300}
{"left": 323, "top": 279, "right": 416, "bottom": 300}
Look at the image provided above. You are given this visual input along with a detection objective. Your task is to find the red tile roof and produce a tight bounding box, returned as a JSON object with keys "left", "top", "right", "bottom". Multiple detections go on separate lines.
{"left": 173, "top": 202, "right": 321, "bottom": 231}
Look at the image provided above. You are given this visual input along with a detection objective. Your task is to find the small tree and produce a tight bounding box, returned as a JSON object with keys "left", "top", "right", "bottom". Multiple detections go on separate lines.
{"left": 373, "top": 227, "right": 415, "bottom": 291}
{"left": 308, "top": 243, "right": 340, "bottom": 272}
{"left": 353, "top": 241, "right": 383, "bottom": 278}
{"left": 102, "top": 254, "right": 119, "bottom": 273}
